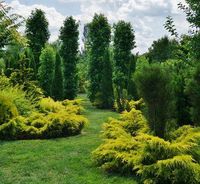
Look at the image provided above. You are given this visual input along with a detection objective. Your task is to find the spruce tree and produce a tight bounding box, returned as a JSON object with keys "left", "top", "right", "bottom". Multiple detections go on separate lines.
{"left": 59, "top": 16, "right": 79, "bottom": 100}
{"left": 25, "top": 9, "right": 50, "bottom": 75}
{"left": 113, "top": 20, "right": 136, "bottom": 112}
{"left": 88, "top": 14, "right": 113, "bottom": 109}
{"left": 52, "top": 52, "right": 63, "bottom": 100}
{"left": 38, "top": 45, "right": 55, "bottom": 97}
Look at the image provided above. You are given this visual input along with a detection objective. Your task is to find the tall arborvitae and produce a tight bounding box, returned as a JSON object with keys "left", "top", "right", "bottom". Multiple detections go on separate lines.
{"left": 59, "top": 16, "right": 79, "bottom": 100}
{"left": 52, "top": 52, "right": 63, "bottom": 100}
{"left": 113, "top": 20, "right": 136, "bottom": 112}
{"left": 38, "top": 45, "right": 55, "bottom": 97}
{"left": 88, "top": 14, "right": 113, "bottom": 109}
{"left": 25, "top": 9, "right": 50, "bottom": 75}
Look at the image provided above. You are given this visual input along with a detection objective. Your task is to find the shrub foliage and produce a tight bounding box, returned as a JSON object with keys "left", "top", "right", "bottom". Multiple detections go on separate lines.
{"left": 93, "top": 104, "right": 200, "bottom": 184}
{"left": 0, "top": 76, "right": 87, "bottom": 140}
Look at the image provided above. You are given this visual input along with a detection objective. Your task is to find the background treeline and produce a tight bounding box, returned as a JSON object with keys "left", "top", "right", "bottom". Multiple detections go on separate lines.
{"left": 1, "top": 0, "right": 200, "bottom": 132}
{"left": 1, "top": 0, "right": 200, "bottom": 130}
{"left": 1, "top": 6, "right": 138, "bottom": 110}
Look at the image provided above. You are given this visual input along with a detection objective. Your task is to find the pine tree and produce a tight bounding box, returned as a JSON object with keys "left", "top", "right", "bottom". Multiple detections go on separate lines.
{"left": 135, "top": 64, "right": 173, "bottom": 138}
{"left": 52, "top": 52, "right": 63, "bottom": 100}
{"left": 38, "top": 45, "right": 55, "bottom": 97}
{"left": 59, "top": 16, "right": 79, "bottom": 100}
{"left": 88, "top": 14, "right": 113, "bottom": 109}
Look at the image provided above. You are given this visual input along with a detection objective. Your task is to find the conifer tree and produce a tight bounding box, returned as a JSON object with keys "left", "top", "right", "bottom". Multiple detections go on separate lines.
{"left": 113, "top": 21, "right": 136, "bottom": 112}
{"left": 52, "top": 52, "right": 63, "bottom": 100}
{"left": 59, "top": 16, "right": 79, "bottom": 100}
{"left": 135, "top": 64, "right": 173, "bottom": 138}
{"left": 25, "top": 9, "right": 50, "bottom": 74}
{"left": 38, "top": 45, "right": 55, "bottom": 96}
{"left": 88, "top": 14, "right": 113, "bottom": 108}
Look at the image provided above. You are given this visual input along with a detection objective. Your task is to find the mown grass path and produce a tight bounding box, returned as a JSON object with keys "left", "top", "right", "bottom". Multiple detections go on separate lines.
{"left": 0, "top": 95, "right": 137, "bottom": 184}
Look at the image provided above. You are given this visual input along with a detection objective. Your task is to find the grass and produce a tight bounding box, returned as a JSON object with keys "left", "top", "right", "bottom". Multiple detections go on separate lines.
{"left": 0, "top": 95, "right": 138, "bottom": 184}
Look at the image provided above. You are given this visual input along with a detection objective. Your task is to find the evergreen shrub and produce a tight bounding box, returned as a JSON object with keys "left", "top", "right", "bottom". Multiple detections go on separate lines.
{"left": 93, "top": 105, "right": 200, "bottom": 184}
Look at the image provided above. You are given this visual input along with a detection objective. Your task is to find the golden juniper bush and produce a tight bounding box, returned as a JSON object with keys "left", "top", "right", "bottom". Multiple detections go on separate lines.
{"left": 93, "top": 101, "right": 200, "bottom": 184}
{"left": 0, "top": 76, "right": 88, "bottom": 140}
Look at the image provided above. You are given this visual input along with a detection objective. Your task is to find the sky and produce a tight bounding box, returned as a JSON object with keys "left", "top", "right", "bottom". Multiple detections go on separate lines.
{"left": 6, "top": 0, "right": 189, "bottom": 54}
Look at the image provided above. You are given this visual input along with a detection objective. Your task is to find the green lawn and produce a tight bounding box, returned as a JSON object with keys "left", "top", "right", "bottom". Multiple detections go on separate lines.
{"left": 0, "top": 95, "right": 138, "bottom": 184}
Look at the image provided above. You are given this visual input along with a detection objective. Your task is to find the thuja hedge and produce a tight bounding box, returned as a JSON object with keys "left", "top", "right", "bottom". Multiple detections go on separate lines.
{"left": 0, "top": 80, "right": 88, "bottom": 140}
{"left": 92, "top": 101, "right": 200, "bottom": 184}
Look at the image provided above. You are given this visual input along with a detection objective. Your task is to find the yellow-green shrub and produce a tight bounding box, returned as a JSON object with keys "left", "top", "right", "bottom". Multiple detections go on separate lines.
{"left": 0, "top": 86, "right": 35, "bottom": 116}
{"left": 62, "top": 99, "right": 84, "bottom": 114}
{"left": 0, "top": 75, "right": 10, "bottom": 89}
{"left": 128, "top": 98, "right": 144, "bottom": 110}
{"left": 114, "top": 98, "right": 144, "bottom": 112}
{"left": 0, "top": 111, "right": 88, "bottom": 140}
{"left": 0, "top": 94, "right": 18, "bottom": 125}
{"left": 39, "top": 97, "right": 64, "bottom": 113}
{"left": 0, "top": 96, "right": 88, "bottom": 140}
{"left": 93, "top": 108, "right": 200, "bottom": 184}
{"left": 39, "top": 98, "right": 84, "bottom": 115}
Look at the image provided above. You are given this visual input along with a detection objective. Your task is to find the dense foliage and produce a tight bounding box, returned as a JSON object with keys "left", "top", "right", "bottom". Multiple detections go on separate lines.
{"left": 113, "top": 21, "right": 136, "bottom": 112}
{"left": 0, "top": 76, "right": 87, "bottom": 140}
{"left": 135, "top": 64, "right": 173, "bottom": 138}
{"left": 60, "top": 16, "right": 79, "bottom": 100}
{"left": 147, "top": 36, "right": 178, "bottom": 63}
{"left": 25, "top": 9, "right": 50, "bottom": 74}
{"left": 185, "top": 63, "right": 200, "bottom": 126}
{"left": 88, "top": 14, "right": 114, "bottom": 109}
{"left": 93, "top": 104, "right": 200, "bottom": 184}
{"left": 52, "top": 52, "right": 64, "bottom": 100}
{"left": 1, "top": 1, "right": 200, "bottom": 183}
{"left": 38, "top": 45, "right": 55, "bottom": 97}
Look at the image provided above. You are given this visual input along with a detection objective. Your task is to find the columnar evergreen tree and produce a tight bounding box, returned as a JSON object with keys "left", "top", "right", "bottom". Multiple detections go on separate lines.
{"left": 88, "top": 14, "right": 113, "bottom": 108}
{"left": 59, "top": 16, "right": 79, "bottom": 100}
{"left": 38, "top": 45, "right": 55, "bottom": 97}
{"left": 113, "top": 21, "right": 136, "bottom": 112}
{"left": 52, "top": 52, "right": 63, "bottom": 100}
{"left": 25, "top": 9, "right": 50, "bottom": 74}
{"left": 127, "top": 54, "right": 138, "bottom": 99}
